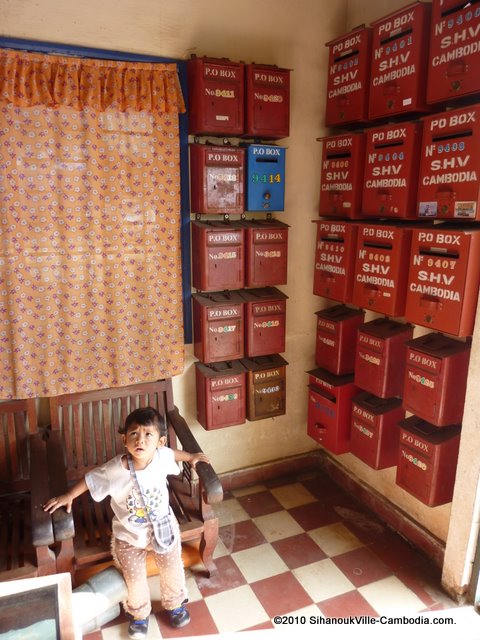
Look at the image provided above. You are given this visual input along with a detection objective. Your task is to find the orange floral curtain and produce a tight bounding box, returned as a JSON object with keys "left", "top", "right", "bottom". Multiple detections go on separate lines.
{"left": 0, "top": 49, "right": 186, "bottom": 399}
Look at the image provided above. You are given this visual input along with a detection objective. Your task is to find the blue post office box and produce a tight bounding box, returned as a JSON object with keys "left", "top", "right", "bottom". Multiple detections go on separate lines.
{"left": 245, "top": 144, "right": 286, "bottom": 212}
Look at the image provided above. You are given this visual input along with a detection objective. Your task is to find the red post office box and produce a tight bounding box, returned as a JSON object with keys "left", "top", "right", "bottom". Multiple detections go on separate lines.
{"left": 187, "top": 56, "right": 244, "bottom": 136}
{"left": 427, "top": 0, "right": 480, "bottom": 104}
{"left": 369, "top": 2, "right": 432, "bottom": 120}
{"left": 307, "top": 368, "right": 358, "bottom": 455}
{"left": 244, "top": 64, "right": 290, "bottom": 139}
{"left": 241, "top": 355, "right": 288, "bottom": 421}
{"left": 318, "top": 132, "right": 366, "bottom": 219}
{"left": 315, "top": 305, "right": 365, "bottom": 375}
{"left": 405, "top": 225, "right": 480, "bottom": 336}
{"left": 351, "top": 223, "right": 413, "bottom": 316}
{"left": 325, "top": 26, "right": 372, "bottom": 127}
{"left": 239, "top": 287, "right": 288, "bottom": 357}
{"left": 193, "top": 291, "right": 244, "bottom": 364}
{"left": 195, "top": 360, "right": 246, "bottom": 430}
{"left": 191, "top": 221, "right": 245, "bottom": 291}
{"left": 396, "top": 416, "right": 461, "bottom": 506}
{"left": 313, "top": 221, "right": 359, "bottom": 303}
{"left": 189, "top": 144, "right": 245, "bottom": 215}
{"left": 242, "top": 219, "right": 289, "bottom": 287}
{"left": 351, "top": 392, "right": 404, "bottom": 470}
{"left": 403, "top": 333, "right": 471, "bottom": 426}
{"left": 362, "top": 121, "right": 422, "bottom": 219}
{"left": 355, "top": 319, "right": 414, "bottom": 398}
{"left": 417, "top": 105, "right": 480, "bottom": 221}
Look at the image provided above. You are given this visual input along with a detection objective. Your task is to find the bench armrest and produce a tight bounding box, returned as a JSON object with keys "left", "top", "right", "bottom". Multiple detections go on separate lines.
{"left": 167, "top": 407, "right": 223, "bottom": 505}
{"left": 29, "top": 432, "right": 54, "bottom": 547}
{"left": 45, "top": 430, "right": 76, "bottom": 541}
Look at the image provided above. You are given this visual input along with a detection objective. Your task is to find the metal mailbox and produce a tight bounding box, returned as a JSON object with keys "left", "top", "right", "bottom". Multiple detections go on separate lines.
{"left": 244, "top": 64, "right": 290, "bottom": 139}
{"left": 362, "top": 121, "right": 422, "bottom": 219}
{"left": 427, "top": 0, "right": 480, "bottom": 104}
{"left": 241, "top": 355, "right": 288, "bottom": 421}
{"left": 191, "top": 221, "right": 245, "bottom": 291}
{"left": 189, "top": 144, "right": 245, "bottom": 215}
{"left": 396, "top": 416, "right": 461, "bottom": 507}
{"left": 315, "top": 305, "right": 365, "bottom": 375}
{"left": 187, "top": 56, "right": 244, "bottom": 136}
{"left": 239, "top": 287, "right": 288, "bottom": 357}
{"left": 192, "top": 291, "right": 244, "bottom": 364}
{"left": 403, "top": 332, "right": 471, "bottom": 426}
{"left": 245, "top": 144, "right": 286, "bottom": 212}
{"left": 351, "top": 223, "right": 413, "bottom": 316}
{"left": 417, "top": 104, "right": 480, "bottom": 221}
{"left": 195, "top": 360, "right": 246, "bottom": 430}
{"left": 355, "top": 318, "right": 414, "bottom": 398}
{"left": 404, "top": 225, "right": 480, "bottom": 336}
{"left": 368, "top": 1, "right": 432, "bottom": 120}
{"left": 307, "top": 368, "right": 358, "bottom": 455}
{"left": 313, "top": 220, "right": 359, "bottom": 303}
{"left": 351, "top": 392, "right": 404, "bottom": 470}
{"left": 242, "top": 219, "right": 289, "bottom": 287}
{"left": 325, "top": 26, "right": 372, "bottom": 127}
{"left": 318, "top": 132, "right": 366, "bottom": 219}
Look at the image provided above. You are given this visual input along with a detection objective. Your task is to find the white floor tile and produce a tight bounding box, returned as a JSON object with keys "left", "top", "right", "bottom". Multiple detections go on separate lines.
{"left": 204, "top": 584, "right": 269, "bottom": 633}
{"left": 232, "top": 543, "right": 288, "bottom": 583}
{"left": 253, "top": 510, "right": 304, "bottom": 542}
{"left": 358, "top": 575, "right": 427, "bottom": 615}
{"left": 271, "top": 483, "right": 317, "bottom": 509}
{"left": 293, "top": 558, "right": 355, "bottom": 602}
{"left": 308, "top": 522, "right": 364, "bottom": 556}
{"left": 215, "top": 498, "right": 250, "bottom": 526}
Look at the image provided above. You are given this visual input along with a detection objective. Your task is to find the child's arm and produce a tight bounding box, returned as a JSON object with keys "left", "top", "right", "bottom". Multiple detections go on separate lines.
{"left": 172, "top": 448, "right": 210, "bottom": 469}
{"left": 43, "top": 478, "right": 88, "bottom": 514}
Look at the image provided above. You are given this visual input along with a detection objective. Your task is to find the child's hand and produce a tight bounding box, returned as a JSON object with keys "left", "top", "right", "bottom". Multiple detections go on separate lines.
{"left": 43, "top": 493, "right": 73, "bottom": 514}
{"left": 190, "top": 452, "right": 210, "bottom": 468}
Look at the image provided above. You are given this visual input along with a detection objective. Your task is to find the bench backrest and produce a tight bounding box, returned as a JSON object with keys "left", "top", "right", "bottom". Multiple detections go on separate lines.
{"left": 0, "top": 399, "right": 38, "bottom": 494}
{"left": 48, "top": 380, "right": 175, "bottom": 482}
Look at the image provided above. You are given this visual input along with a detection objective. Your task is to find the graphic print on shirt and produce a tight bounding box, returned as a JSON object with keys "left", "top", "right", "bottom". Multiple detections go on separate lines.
{"left": 126, "top": 486, "right": 165, "bottom": 526}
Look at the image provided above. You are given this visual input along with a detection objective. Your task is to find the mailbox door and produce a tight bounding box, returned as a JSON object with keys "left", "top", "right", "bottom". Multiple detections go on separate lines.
{"left": 315, "top": 306, "right": 365, "bottom": 375}
{"left": 417, "top": 105, "right": 480, "bottom": 221}
{"left": 244, "top": 221, "right": 289, "bottom": 287}
{"left": 396, "top": 442, "right": 434, "bottom": 505}
{"left": 246, "top": 145, "right": 286, "bottom": 212}
{"left": 319, "top": 133, "right": 366, "bottom": 219}
{"left": 369, "top": 2, "right": 432, "bottom": 120}
{"left": 191, "top": 222, "right": 245, "bottom": 291}
{"left": 245, "top": 299, "right": 287, "bottom": 357}
{"left": 193, "top": 295, "right": 244, "bottom": 364}
{"left": 195, "top": 363, "right": 246, "bottom": 429}
{"left": 405, "top": 227, "right": 480, "bottom": 336}
{"left": 248, "top": 374, "right": 286, "bottom": 421}
{"left": 307, "top": 384, "right": 348, "bottom": 454}
{"left": 362, "top": 122, "right": 422, "bottom": 218}
{"left": 245, "top": 64, "right": 290, "bottom": 139}
{"left": 313, "top": 221, "right": 359, "bottom": 303}
{"left": 187, "top": 57, "right": 244, "bottom": 136}
{"left": 351, "top": 224, "right": 412, "bottom": 316}
{"left": 427, "top": 0, "right": 480, "bottom": 104}
{"left": 325, "top": 27, "right": 372, "bottom": 127}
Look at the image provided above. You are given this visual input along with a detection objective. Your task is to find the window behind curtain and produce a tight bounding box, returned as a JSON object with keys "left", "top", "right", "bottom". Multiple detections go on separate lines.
{"left": 0, "top": 48, "right": 186, "bottom": 399}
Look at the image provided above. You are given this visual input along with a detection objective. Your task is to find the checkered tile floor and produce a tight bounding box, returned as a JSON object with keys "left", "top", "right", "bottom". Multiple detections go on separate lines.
{"left": 86, "top": 469, "right": 458, "bottom": 639}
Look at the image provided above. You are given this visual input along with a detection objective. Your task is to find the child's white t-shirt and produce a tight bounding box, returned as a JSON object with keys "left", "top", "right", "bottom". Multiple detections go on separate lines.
{"left": 85, "top": 447, "right": 180, "bottom": 548}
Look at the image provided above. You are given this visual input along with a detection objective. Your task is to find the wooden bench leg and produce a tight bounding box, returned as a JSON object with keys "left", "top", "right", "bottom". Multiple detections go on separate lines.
{"left": 35, "top": 545, "right": 57, "bottom": 577}
{"left": 55, "top": 539, "right": 76, "bottom": 583}
{"left": 199, "top": 518, "right": 219, "bottom": 578}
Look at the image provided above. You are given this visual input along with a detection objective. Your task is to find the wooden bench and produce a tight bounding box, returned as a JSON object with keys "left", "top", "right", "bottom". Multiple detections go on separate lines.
{"left": 0, "top": 399, "right": 57, "bottom": 581}
{"left": 44, "top": 380, "right": 223, "bottom": 584}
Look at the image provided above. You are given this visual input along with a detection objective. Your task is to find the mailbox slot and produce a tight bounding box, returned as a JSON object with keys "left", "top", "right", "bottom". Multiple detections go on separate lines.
{"left": 355, "top": 318, "right": 414, "bottom": 398}
{"left": 191, "top": 221, "right": 245, "bottom": 291}
{"left": 315, "top": 305, "right": 365, "bottom": 375}
{"left": 245, "top": 145, "right": 286, "bottom": 212}
{"left": 242, "top": 219, "right": 289, "bottom": 287}
{"left": 187, "top": 56, "right": 244, "bottom": 136}
{"left": 368, "top": 1, "right": 432, "bottom": 120}
{"left": 351, "top": 392, "right": 404, "bottom": 469}
{"left": 241, "top": 355, "right": 288, "bottom": 421}
{"left": 306, "top": 368, "right": 358, "bottom": 454}
{"left": 195, "top": 360, "right": 246, "bottom": 429}
{"left": 427, "top": 0, "right": 480, "bottom": 104}
{"left": 313, "top": 221, "right": 359, "bottom": 303}
{"left": 244, "top": 64, "right": 290, "bottom": 139}
{"left": 240, "top": 287, "right": 288, "bottom": 357}
{"left": 396, "top": 416, "right": 461, "bottom": 506}
{"left": 403, "top": 332, "right": 471, "bottom": 426}
{"left": 193, "top": 291, "right": 244, "bottom": 364}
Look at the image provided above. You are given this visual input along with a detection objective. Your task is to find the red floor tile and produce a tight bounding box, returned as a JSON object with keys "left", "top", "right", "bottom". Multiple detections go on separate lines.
{"left": 242, "top": 620, "right": 275, "bottom": 631}
{"left": 271, "top": 533, "right": 327, "bottom": 569}
{"left": 219, "top": 519, "right": 266, "bottom": 553}
{"left": 237, "top": 490, "right": 283, "bottom": 518}
{"left": 371, "top": 529, "right": 431, "bottom": 572}
{"left": 395, "top": 566, "right": 443, "bottom": 609}
{"left": 157, "top": 599, "right": 218, "bottom": 638}
{"left": 288, "top": 501, "right": 341, "bottom": 530}
{"left": 318, "top": 589, "right": 379, "bottom": 618}
{"left": 332, "top": 546, "right": 392, "bottom": 588}
{"left": 250, "top": 571, "right": 314, "bottom": 617}
{"left": 193, "top": 555, "right": 247, "bottom": 597}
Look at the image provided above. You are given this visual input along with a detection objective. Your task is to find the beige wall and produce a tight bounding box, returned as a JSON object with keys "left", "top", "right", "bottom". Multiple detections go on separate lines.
{"left": 2, "top": 0, "right": 479, "bottom": 598}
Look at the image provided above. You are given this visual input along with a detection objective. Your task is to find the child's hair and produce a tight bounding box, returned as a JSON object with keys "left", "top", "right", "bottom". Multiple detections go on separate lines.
{"left": 119, "top": 406, "right": 167, "bottom": 437}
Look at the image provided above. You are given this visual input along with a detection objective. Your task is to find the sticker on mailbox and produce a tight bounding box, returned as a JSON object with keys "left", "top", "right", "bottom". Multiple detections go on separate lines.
{"left": 418, "top": 202, "right": 438, "bottom": 217}
{"left": 455, "top": 201, "right": 476, "bottom": 219}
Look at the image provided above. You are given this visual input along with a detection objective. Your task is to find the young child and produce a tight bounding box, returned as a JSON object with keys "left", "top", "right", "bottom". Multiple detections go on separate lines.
{"left": 44, "top": 406, "right": 209, "bottom": 639}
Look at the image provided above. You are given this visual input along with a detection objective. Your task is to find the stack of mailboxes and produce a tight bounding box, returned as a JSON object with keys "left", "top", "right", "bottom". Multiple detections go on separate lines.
{"left": 187, "top": 56, "right": 291, "bottom": 430}
{"left": 309, "top": 0, "right": 480, "bottom": 506}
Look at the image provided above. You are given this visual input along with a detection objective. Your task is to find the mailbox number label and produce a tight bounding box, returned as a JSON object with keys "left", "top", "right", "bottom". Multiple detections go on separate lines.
{"left": 251, "top": 173, "right": 282, "bottom": 184}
